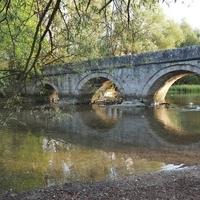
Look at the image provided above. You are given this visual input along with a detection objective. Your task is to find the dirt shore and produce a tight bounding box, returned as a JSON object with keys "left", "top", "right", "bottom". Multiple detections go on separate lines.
{"left": 1, "top": 166, "right": 200, "bottom": 200}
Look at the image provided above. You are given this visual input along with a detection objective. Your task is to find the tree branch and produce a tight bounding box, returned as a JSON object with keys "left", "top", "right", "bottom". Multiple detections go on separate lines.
{"left": 99, "top": 0, "right": 113, "bottom": 14}
{"left": 24, "top": 0, "right": 62, "bottom": 78}
{"left": 23, "top": 0, "right": 53, "bottom": 76}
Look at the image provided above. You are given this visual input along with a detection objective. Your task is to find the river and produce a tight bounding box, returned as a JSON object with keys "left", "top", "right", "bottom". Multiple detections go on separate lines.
{"left": 1, "top": 94, "right": 200, "bottom": 193}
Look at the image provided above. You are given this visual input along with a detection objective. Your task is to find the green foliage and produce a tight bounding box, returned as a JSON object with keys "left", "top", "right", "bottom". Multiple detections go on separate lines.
{"left": 54, "top": 2, "right": 199, "bottom": 58}
{"left": 168, "top": 84, "right": 200, "bottom": 94}
{"left": 109, "top": 5, "right": 185, "bottom": 54}
{"left": 0, "top": 0, "right": 38, "bottom": 70}
{"left": 175, "top": 75, "right": 200, "bottom": 85}
{"left": 179, "top": 21, "right": 200, "bottom": 47}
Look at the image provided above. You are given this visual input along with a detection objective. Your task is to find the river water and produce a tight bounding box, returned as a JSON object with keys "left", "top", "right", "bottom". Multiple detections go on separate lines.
{"left": 1, "top": 94, "right": 200, "bottom": 193}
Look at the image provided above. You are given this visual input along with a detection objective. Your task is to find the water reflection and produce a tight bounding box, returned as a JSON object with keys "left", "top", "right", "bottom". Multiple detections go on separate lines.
{"left": 80, "top": 105, "right": 121, "bottom": 131}
{"left": 1, "top": 96, "right": 200, "bottom": 192}
{"left": 0, "top": 131, "right": 164, "bottom": 193}
{"left": 166, "top": 93, "right": 200, "bottom": 106}
{"left": 152, "top": 103, "right": 200, "bottom": 145}
{"left": 154, "top": 107, "right": 200, "bottom": 136}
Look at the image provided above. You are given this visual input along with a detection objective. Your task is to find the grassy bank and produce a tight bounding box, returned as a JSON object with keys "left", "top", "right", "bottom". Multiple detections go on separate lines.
{"left": 168, "top": 84, "right": 200, "bottom": 94}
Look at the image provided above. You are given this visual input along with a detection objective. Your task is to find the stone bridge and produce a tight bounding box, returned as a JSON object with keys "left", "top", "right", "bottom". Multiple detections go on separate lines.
{"left": 29, "top": 45, "right": 200, "bottom": 104}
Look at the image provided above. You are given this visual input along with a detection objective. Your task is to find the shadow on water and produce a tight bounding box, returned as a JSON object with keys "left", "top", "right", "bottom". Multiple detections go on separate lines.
{"left": 1, "top": 96, "right": 200, "bottom": 192}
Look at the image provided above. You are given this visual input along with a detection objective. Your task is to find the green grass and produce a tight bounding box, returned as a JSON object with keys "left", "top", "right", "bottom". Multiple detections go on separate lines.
{"left": 168, "top": 84, "right": 200, "bottom": 94}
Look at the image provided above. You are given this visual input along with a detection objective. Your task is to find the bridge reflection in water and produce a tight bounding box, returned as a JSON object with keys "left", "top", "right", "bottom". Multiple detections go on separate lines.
{"left": 5, "top": 104, "right": 200, "bottom": 152}
{"left": 1, "top": 104, "right": 200, "bottom": 192}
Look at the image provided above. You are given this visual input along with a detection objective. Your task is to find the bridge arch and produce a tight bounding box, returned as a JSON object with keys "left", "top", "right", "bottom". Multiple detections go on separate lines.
{"left": 75, "top": 72, "right": 124, "bottom": 103}
{"left": 33, "top": 81, "right": 59, "bottom": 94}
{"left": 76, "top": 72, "right": 124, "bottom": 94}
{"left": 142, "top": 64, "right": 200, "bottom": 103}
{"left": 33, "top": 81, "right": 59, "bottom": 103}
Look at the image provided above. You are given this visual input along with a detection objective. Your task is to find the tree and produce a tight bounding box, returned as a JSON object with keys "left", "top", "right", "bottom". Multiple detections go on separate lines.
{"left": 179, "top": 20, "right": 200, "bottom": 47}
{"left": 0, "top": 0, "right": 62, "bottom": 94}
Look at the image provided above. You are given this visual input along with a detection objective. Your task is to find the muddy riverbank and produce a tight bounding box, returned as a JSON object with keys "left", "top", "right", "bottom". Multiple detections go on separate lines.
{"left": 1, "top": 166, "right": 200, "bottom": 200}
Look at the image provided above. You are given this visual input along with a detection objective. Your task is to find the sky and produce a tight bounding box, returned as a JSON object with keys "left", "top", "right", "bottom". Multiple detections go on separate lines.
{"left": 161, "top": 0, "right": 200, "bottom": 29}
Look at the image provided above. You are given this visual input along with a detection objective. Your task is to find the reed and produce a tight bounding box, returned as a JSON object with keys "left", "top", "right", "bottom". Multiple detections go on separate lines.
{"left": 168, "top": 84, "right": 200, "bottom": 94}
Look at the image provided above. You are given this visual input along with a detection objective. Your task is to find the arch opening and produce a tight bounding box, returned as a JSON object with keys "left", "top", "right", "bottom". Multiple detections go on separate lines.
{"left": 146, "top": 70, "right": 200, "bottom": 104}
{"left": 35, "top": 83, "right": 59, "bottom": 104}
{"left": 43, "top": 83, "right": 59, "bottom": 104}
{"left": 78, "top": 77, "right": 123, "bottom": 104}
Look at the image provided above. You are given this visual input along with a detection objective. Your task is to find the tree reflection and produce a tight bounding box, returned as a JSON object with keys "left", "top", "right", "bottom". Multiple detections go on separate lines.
{"left": 0, "top": 129, "right": 164, "bottom": 193}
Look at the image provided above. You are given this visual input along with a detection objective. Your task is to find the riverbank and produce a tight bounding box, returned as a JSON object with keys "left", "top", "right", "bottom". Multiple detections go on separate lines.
{"left": 1, "top": 166, "right": 200, "bottom": 200}
{"left": 168, "top": 84, "right": 200, "bottom": 94}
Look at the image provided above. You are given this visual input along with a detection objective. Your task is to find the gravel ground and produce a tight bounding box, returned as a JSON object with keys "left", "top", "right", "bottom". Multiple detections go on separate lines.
{"left": 1, "top": 166, "right": 200, "bottom": 200}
